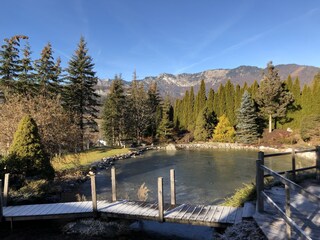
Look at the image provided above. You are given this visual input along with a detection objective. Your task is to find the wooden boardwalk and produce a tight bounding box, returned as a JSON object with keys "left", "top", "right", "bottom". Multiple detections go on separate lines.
{"left": 2, "top": 200, "right": 243, "bottom": 228}
{"left": 254, "top": 184, "right": 320, "bottom": 240}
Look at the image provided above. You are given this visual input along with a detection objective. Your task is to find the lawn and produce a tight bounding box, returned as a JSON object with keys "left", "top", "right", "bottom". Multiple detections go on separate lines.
{"left": 52, "top": 147, "right": 131, "bottom": 171}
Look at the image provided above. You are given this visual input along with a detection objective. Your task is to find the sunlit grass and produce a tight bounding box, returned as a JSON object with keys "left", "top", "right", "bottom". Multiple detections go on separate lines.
{"left": 52, "top": 147, "right": 131, "bottom": 171}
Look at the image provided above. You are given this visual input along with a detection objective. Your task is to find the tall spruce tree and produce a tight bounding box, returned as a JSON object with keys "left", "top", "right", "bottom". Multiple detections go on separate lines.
{"left": 64, "top": 37, "right": 99, "bottom": 147}
{"left": 195, "top": 79, "right": 206, "bottom": 116}
{"left": 34, "top": 42, "right": 62, "bottom": 96}
{"left": 157, "top": 97, "right": 174, "bottom": 140}
{"left": 236, "top": 91, "right": 260, "bottom": 144}
{"left": 255, "top": 62, "right": 294, "bottom": 132}
{"left": 194, "top": 107, "right": 217, "bottom": 141}
{"left": 187, "top": 87, "right": 195, "bottom": 131}
{"left": 0, "top": 35, "right": 28, "bottom": 96}
{"left": 102, "top": 76, "right": 126, "bottom": 146}
{"left": 146, "top": 82, "right": 162, "bottom": 138}
{"left": 224, "top": 79, "right": 235, "bottom": 126}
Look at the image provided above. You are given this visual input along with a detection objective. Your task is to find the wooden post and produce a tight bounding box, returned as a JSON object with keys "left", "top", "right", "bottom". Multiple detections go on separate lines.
{"left": 291, "top": 149, "right": 296, "bottom": 181}
{"left": 158, "top": 177, "right": 164, "bottom": 222}
{"left": 285, "top": 172, "right": 291, "bottom": 239}
{"left": 170, "top": 169, "right": 176, "bottom": 206}
{"left": 256, "top": 151, "right": 264, "bottom": 213}
{"left": 316, "top": 146, "right": 320, "bottom": 181}
{"left": 111, "top": 166, "right": 117, "bottom": 202}
{"left": 90, "top": 173, "right": 97, "bottom": 213}
{"left": 0, "top": 179, "right": 3, "bottom": 220}
{"left": 3, "top": 173, "right": 9, "bottom": 207}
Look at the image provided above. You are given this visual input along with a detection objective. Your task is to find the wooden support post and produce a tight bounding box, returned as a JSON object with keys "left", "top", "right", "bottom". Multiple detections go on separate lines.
{"left": 90, "top": 173, "right": 97, "bottom": 213}
{"left": 0, "top": 179, "right": 3, "bottom": 221}
{"left": 285, "top": 172, "right": 291, "bottom": 239}
{"left": 111, "top": 166, "right": 117, "bottom": 202}
{"left": 256, "top": 151, "right": 264, "bottom": 213}
{"left": 316, "top": 146, "right": 320, "bottom": 181}
{"left": 291, "top": 149, "right": 296, "bottom": 182}
{"left": 170, "top": 169, "right": 176, "bottom": 206}
{"left": 158, "top": 177, "right": 164, "bottom": 222}
{"left": 3, "top": 173, "right": 9, "bottom": 207}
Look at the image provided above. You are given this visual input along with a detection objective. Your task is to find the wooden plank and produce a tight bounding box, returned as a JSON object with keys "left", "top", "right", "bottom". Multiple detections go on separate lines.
{"left": 234, "top": 208, "right": 243, "bottom": 223}
{"left": 204, "top": 206, "right": 217, "bottom": 222}
{"left": 139, "top": 202, "right": 158, "bottom": 217}
{"left": 210, "top": 205, "right": 223, "bottom": 223}
{"left": 195, "top": 206, "right": 210, "bottom": 222}
{"left": 126, "top": 202, "right": 147, "bottom": 215}
{"left": 242, "top": 202, "right": 255, "bottom": 218}
{"left": 226, "top": 207, "right": 238, "bottom": 223}
{"left": 188, "top": 205, "right": 203, "bottom": 221}
{"left": 177, "top": 205, "right": 193, "bottom": 220}
{"left": 135, "top": 202, "right": 156, "bottom": 216}
{"left": 165, "top": 204, "right": 188, "bottom": 219}
{"left": 106, "top": 201, "right": 129, "bottom": 213}
{"left": 218, "top": 206, "right": 231, "bottom": 223}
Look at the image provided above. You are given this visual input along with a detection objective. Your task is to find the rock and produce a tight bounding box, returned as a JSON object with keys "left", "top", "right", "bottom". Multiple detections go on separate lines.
{"left": 166, "top": 143, "right": 177, "bottom": 151}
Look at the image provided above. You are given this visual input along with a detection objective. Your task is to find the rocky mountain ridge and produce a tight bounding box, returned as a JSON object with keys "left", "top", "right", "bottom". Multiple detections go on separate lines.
{"left": 96, "top": 64, "right": 320, "bottom": 98}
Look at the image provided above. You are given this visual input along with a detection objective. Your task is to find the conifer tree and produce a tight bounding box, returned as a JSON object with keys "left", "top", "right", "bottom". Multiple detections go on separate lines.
{"left": 187, "top": 87, "right": 195, "bottom": 131}
{"left": 7, "top": 115, "right": 54, "bottom": 179}
{"left": 224, "top": 79, "right": 235, "bottom": 125}
{"left": 157, "top": 97, "right": 174, "bottom": 140}
{"left": 207, "top": 88, "right": 214, "bottom": 113}
{"left": 34, "top": 42, "right": 62, "bottom": 96}
{"left": 248, "top": 80, "right": 259, "bottom": 100}
{"left": 194, "top": 107, "right": 217, "bottom": 141}
{"left": 146, "top": 82, "right": 162, "bottom": 138}
{"left": 217, "top": 84, "right": 226, "bottom": 117}
{"left": 234, "top": 84, "right": 242, "bottom": 113}
{"left": 64, "top": 37, "right": 99, "bottom": 147}
{"left": 102, "top": 76, "right": 126, "bottom": 146}
{"left": 213, "top": 114, "right": 235, "bottom": 143}
{"left": 0, "top": 35, "right": 28, "bottom": 96}
{"left": 236, "top": 91, "right": 260, "bottom": 144}
{"left": 255, "top": 62, "right": 294, "bottom": 132}
{"left": 195, "top": 79, "right": 206, "bottom": 116}
{"left": 17, "top": 41, "right": 35, "bottom": 96}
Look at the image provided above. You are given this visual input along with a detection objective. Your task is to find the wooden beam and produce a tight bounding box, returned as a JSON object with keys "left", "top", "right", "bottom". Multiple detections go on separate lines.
{"left": 285, "top": 172, "right": 291, "bottom": 239}
{"left": 316, "top": 146, "right": 320, "bottom": 181}
{"left": 158, "top": 177, "right": 164, "bottom": 222}
{"left": 256, "top": 153, "right": 264, "bottom": 213}
{"left": 170, "top": 169, "right": 176, "bottom": 206}
{"left": 90, "top": 174, "right": 97, "bottom": 213}
{"left": 0, "top": 179, "right": 3, "bottom": 220}
{"left": 291, "top": 149, "right": 296, "bottom": 181}
{"left": 3, "top": 173, "right": 9, "bottom": 207}
{"left": 111, "top": 167, "right": 117, "bottom": 202}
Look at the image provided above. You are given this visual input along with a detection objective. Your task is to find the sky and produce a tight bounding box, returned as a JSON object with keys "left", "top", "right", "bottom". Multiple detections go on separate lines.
{"left": 1, "top": 0, "right": 320, "bottom": 81}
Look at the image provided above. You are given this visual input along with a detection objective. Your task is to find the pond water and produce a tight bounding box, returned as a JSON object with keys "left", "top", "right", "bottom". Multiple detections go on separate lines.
{"left": 78, "top": 149, "right": 315, "bottom": 205}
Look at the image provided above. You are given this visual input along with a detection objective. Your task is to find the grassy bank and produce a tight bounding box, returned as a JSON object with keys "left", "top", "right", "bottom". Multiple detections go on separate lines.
{"left": 52, "top": 147, "right": 131, "bottom": 171}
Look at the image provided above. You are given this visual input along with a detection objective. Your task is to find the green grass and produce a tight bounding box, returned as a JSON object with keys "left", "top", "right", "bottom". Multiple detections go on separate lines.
{"left": 52, "top": 147, "right": 131, "bottom": 171}
{"left": 223, "top": 183, "right": 256, "bottom": 207}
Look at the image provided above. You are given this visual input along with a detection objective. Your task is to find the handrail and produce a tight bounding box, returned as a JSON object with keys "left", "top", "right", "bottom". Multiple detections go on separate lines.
{"left": 261, "top": 165, "right": 320, "bottom": 205}
{"left": 256, "top": 146, "right": 320, "bottom": 239}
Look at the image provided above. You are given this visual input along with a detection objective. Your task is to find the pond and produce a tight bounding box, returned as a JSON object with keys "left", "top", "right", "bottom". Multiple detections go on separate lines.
{"left": 78, "top": 148, "right": 315, "bottom": 205}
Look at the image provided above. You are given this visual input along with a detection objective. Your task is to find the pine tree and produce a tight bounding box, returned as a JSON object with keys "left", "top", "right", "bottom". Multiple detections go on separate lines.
{"left": 194, "top": 107, "right": 217, "bottom": 141}
{"left": 255, "top": 62, "right": 294, "bottom": 132}
{"left": 195, "top": 79, "right": 206, "bottom": 116}
{"left": 7, "top": 115, "right": 54, "bottom": 179}
{"left": 157, "top": 97, "right": 174, "bottom": 140}
{"left": 34, "top": 42, "right": 62, "bottom": 96}
{"left": 207, "top": 88, "right": 214, "bottom": 113}
{"left": 213, "top": 114, "right": 235, "bottom": 143}
{"left": 225, "top": 79, "right": 235, "bottom": 125}
{"left": 64, "top": 37, "right": 99, "bottom": 147}
{"left": 236, "top": 91, "right": 260, "bottom": 144}
{"left": 17, "top": 41, "right": 35, "bottom": 96}
{"left": 187, "top": 87, "right": 195, "bottom": 131}
{"left": 0, "top": 35, "right": 28, "bottom": 96}
{"left": 146, "top": 82, "right": 162, "bottom": 138}
{"left": 102, "top": 76, "right": 126, "bottom": 146}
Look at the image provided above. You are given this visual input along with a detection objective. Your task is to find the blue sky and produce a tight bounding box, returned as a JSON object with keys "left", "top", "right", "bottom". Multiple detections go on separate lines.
{"left": 1, "top": 0, "right": 320, "bottom": 81}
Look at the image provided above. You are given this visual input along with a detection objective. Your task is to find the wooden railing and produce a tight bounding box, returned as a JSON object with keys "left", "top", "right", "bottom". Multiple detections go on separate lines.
{"left": 256, "top": 146, "right": 320, "bottom": 239}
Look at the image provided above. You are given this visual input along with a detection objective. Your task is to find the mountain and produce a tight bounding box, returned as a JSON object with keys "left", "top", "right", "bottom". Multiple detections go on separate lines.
{"left": 96, "top": 64, "right": 320, "bottom": 98}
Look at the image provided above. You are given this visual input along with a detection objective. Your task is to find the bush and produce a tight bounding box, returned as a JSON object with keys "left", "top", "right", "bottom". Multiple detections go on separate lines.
{"left": 300, "top": 115, "right": 320, "bottom": 142}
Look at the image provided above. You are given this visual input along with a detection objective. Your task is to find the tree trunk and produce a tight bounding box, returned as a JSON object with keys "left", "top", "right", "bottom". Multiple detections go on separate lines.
{"left": 269, "top": 114, "right": 272, "bottom": 133}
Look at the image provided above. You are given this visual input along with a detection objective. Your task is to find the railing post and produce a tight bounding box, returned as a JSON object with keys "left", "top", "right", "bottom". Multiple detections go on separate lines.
{"left": 158, "top": 177, "right": 164, "bottom": 222}
{"left": 170, "top": 169, "right": 176, "bottom": 206}
{"left": 3, "top": 173, "right": 9, "bottom": 207}
{"left": 256, "top": 151, "right": 264, "bottom": 213}
{"left": 111, "top": 166, "right": 117, "bottom": 202}
{"left": 285, "top": 172, "right": 291, "bottom": 239}
{"left": 291, "top": 149, "right": 296, "bottom": 181}
{"left": 0, "top": 179, "right": 3, "bottom": 221}
{"left": 316, "top": 146, "right": 320, "bottom": 181}
{"left": 90, "top": 173, "right": 97, "bottom": 213}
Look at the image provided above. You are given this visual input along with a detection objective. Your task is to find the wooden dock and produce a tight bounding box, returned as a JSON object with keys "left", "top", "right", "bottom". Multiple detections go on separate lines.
{"left": 2, "top": 200, "right": 243, "bottom": 228}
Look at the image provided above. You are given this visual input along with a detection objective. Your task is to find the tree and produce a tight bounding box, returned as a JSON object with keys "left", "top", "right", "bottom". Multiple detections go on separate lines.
{"left": 64, "top": 37, "right": 100, "bottom": 148}
{"left": 236, "top": 91, "right": 260, "bottom": 144}
{"left": 34, "top": 42, "right": 62, "bottom": 96}
{"left": 0, "top": 94, "right": 81, "bottom": 157}
{"left": 255, "top": 62, "right": 294, "bottom": 132}
{"left": 195, "top": 79, "right": 206, "bottom": 116}
{"left": 300, "top": 115, "right": 320, "bottom": 142}
{"left": 0, "top": 35, "right": 28, "bottom": 96}
{"left": 213, "top": 114, "right": 235, "bottom": 143}
{"left": 146, "top": 82, "right": 162, "bottom": 138}
{"left": 7, "top": 116, "right": 54, "bottom": 179}
{"left": 224, "top": 79, "right": 235, "bottom": 125}
{"left": 102, "top": 76, "right": 126, "bottom": 146}
{"left": 194, "top": 107, "right": 217, "bottom": 141}
{"left": 157, "top": 97, "right": 174, "bottom": 140}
